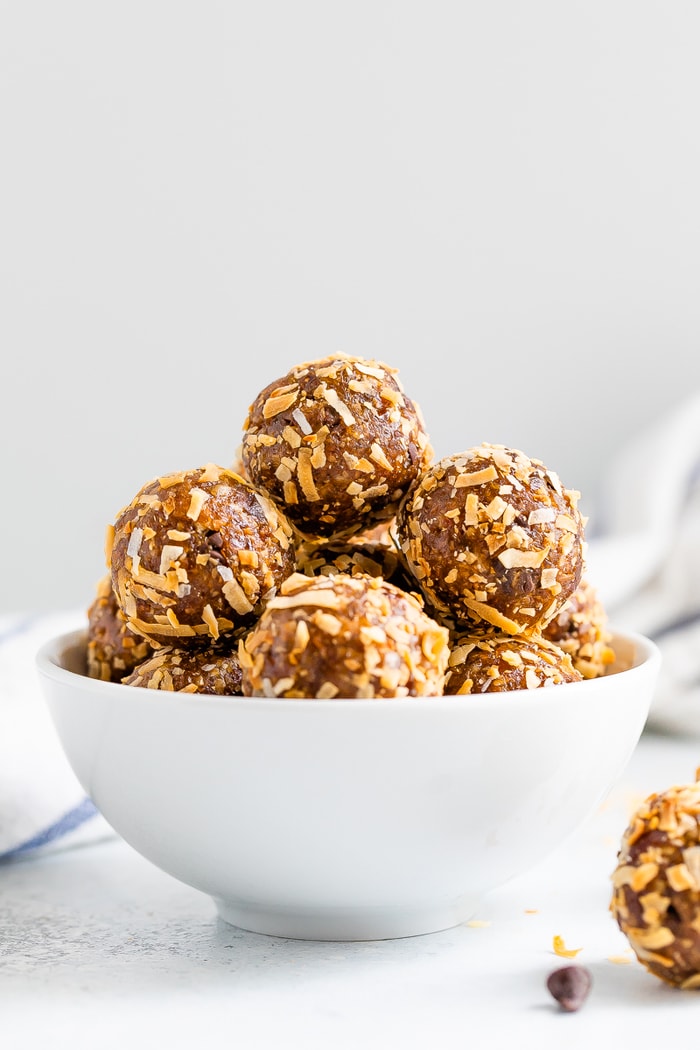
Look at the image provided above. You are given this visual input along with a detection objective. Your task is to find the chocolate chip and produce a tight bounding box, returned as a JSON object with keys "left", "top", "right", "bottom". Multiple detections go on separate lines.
{"left": 546, "top": 965, "right": 592, "bottom": 1012}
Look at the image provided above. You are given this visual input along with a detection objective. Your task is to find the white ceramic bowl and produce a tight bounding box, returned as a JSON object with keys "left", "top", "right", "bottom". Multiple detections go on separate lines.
{"left": 37, "top": 627, "right": 660, "bottom": 941}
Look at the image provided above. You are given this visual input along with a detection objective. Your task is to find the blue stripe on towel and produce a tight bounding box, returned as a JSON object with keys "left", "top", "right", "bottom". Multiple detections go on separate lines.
{"left": 0, "top": 616, "right": 37, "bottom": 648}
{"left": 651, "top": 608, "right": 700, "bottom": 642}
{"left": 0, "top": 797, "right": 99, "bottom": 861}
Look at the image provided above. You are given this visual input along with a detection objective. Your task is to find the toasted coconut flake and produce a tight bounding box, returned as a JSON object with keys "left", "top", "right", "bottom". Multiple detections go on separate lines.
{"left": 359, "top": 484, "right": 389, "bottom": 500}
{"left": 449, "top": 643, "right": 476, "bottom": 666}
{"left": 297, "top": 448, "right": 321, "bottom": 501}
{"left": 348, "top": 378, "right": 373, "bottom": 394}
{"left": 283, "top": 480, "right": 299, "bottom": 504}
{"left": 317, "top": 681, "right": 340, "bottom": 699}
{"left": 355, "top": 361, "right": 386, "bottom": 380}
{"left": 461, "top": 598, "right": 522, "bottom": 634}
{"left": 269, "top": 591, "right": 343, "bottom": 611}
{"left": 282, "top": 425, "right": 302, "bottom": 449}
{"left": 321, "top": 386, "right": 356, "bottom": 426}
{"left": 158, "top": 471, "right": 187, "bottom": 489}
{"left": 239, "top": 549, "right": 259, "bottom": 568}
{"left": 186, "top": 487, "right": 210, "bottom": 521}
{"left": 683, "top": 846, "right": 700, "bottom": 887}
{"left": 630, "top": 926, "right": 675, "bottom": 950}
{"left": 104, "top": 524, "right": 115, "bottom": 566}
{"left": 555, "top": 513, "right": 580, "bottom": 533}
{"left": 464, "top": 492, "right": 479, "bottom": 525}
{"left": 240, "top": 570, "right": 260, "bottom": 600}
{"left": 525, "top": 668, "right": 541, "bottom": 690}
{"left": 370, "top": 443, "right": 393, "bottom": 471}
{"left": 552, "top": 935, "right": 582, "bottom": 959}
{"left": 291, "top": 407, "right": 313, "bottom": 435}
{"left": 454, "top": 466, "right": 499, "bottom": 487}
{"left": 379, "top": 384, "right": 402, "bottom": 405}
{"left": 263, "top": 387, "right": 299, "bottom": 419}
{"left": 272, "top": 676, "right": 296, "bottom": 695}
{"left": 222, "top": 577, "right": 255, "bottom": 615}
{"left": 528, "top": 507, "right": 556, "bottom": 526}
{"left": 354, "top": 458, "right": 375, "bottom": 473}
{"left": 275, "top": 463, "right": 293, "bottom": 483}
{"left": 199, "top": 463, "right": 223, "bottom": 483}
{"left": 310, "top": 444, "right": 327, "bottom": 470}
{"left": 126, "top": 527, "right": 144, "bottom": 562}
{"left": 253, "top": 491, "right": 283, "bottom": 529}
{"left": 497, "top": 548, "right": 549, "bottom": 569}
{"left": 293, "top": 619, "right": 310, "bottom": 652}
{"left": 159, "top": 545, "right": 184, "bottom": 576}
{"left": 541, "top": 567, "right": 558, "bottom": 588}
{"left": 313, "top": 612, "right": 343, "bottom": 636}
{"left": 202, "top": 604, "right": 220, "bottom": 640}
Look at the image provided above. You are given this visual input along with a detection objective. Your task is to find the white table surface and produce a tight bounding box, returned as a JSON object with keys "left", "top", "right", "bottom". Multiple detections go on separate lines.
{"left": 3, "top": 727, "right": 700, "bottom": 1049}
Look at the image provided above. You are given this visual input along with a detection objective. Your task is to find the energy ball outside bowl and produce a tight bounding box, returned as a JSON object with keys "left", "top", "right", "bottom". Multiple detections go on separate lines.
{"left": 122, "top": 639, "right": 244, "bottom": 695}
{"left": 443, "top": 629, "right": 582, "bottom": 695}
{"left": 395, "top": 443, "right": 585, "bottom": 635}
{"left": 87, "top": 575, "right": 153, "bottom": 682}
{"left": 239, "top": 572, "right": 450, "bottom": 699}
{"left": 543, "top": 577, "right": 615, "bottom": 679}
{"left": 109, "top": 464, "right": 296, "bottom": 647}
{"left": 241, "top": 354, "right": 432, "bottom": 541}
{"left": 610, "top": 781, "right": 700, "bottom": 989}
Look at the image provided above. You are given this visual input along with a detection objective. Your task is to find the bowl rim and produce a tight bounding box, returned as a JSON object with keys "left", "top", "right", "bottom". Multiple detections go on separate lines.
{"left": 36, "top": 626, "right": 661, "bottom": 715}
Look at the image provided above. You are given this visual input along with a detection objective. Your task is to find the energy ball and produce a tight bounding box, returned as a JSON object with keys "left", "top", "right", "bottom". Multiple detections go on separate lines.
{"left": 444, "top": 629, "right": 582, "bottom": 695}
{"left": 610, "top": 780, "right": 700, "bottom": 989}
{"left": 87, "top": 575, "right": 152, "bottom": 682}
{"left": 241, "top": 354, "right": 432, "bottom": 540}
{"left": 395, "top": 443, "right": 585, "bottom": 634}
{"left": 110, "top": 464, "right": 296, "bottom": 646}
{"left": 543, "top": 577, "right": 615, "bottom": 679}
{"left": 295, "top": 537, "right": 417, "bottom": 590}
{"left": 239, "top": 571, "right": 450, "bottom": 698}
{"left": 122, "top": 640, "right": 244, "bottom": 695}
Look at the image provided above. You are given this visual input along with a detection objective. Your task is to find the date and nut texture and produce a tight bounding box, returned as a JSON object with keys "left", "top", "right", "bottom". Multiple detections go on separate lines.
{"left": 121, "top": 639, "right": 244, "bottom": 695}
{"left": 241, "top": 353, "right": 432, "bottom": 540}
{"left": 395, "top": 443, "right": 586, "bottom": 636}
{"left": 87, "top": 575, "right": 152, "bottom": 683}
{"left": 610, "top": 781, "right": 700, "bottom": 989}
{"left": 295, "top": 538, "right": 420, "bottom": 596}
{"left": 443, "top": 629, "right": 582, "bottom": 695}
{"left": 109, "top": 464, "right": 296, "bottom": 647}
{"left": 543, "top": 577, "right": 615, "bottom": 680}
{"left": 238, "top": 572, "right": 450, "bottom": 699}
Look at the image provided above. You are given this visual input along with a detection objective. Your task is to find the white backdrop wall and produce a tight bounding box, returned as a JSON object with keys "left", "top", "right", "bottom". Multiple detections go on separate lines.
{"left": 2, "top": 1, "right": 699, "bottom": 614}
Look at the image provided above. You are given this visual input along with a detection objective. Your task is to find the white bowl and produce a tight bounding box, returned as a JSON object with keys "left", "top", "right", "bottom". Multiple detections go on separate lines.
{"left": 37, "top": 628, "right": 660, "bottom": 941}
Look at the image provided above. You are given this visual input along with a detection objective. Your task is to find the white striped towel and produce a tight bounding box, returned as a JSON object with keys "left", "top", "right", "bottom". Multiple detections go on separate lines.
{"left": 0, "top": 611, "right": 114, "bottom": 861}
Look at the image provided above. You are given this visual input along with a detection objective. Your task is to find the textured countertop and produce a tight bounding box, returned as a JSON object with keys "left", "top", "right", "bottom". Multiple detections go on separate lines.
{"left": 3, "top": 729, "right": 700, "bottom": 1049}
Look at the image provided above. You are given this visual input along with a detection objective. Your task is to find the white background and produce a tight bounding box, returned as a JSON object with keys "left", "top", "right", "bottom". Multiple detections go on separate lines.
{"left": 2, "top": 1, "right": 699, "bottom": 614}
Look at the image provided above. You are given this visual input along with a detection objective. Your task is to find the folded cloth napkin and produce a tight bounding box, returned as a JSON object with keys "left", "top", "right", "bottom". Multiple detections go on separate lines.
{"left": 585, "top": 389, "right": 700, "bottom": 735}
{"left": 0, "top": 610, "right": 114, "bottom": 861}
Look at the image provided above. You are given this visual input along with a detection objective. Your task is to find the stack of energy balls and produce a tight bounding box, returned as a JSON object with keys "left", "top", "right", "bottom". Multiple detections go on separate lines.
{"left": 87, "top": 353, "right": 614, "bottom": 698}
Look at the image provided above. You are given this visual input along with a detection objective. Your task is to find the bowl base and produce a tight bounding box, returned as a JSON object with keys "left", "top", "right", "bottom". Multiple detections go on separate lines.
{"left": 213, "top": 895, "right": 480, "bottom": 941}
